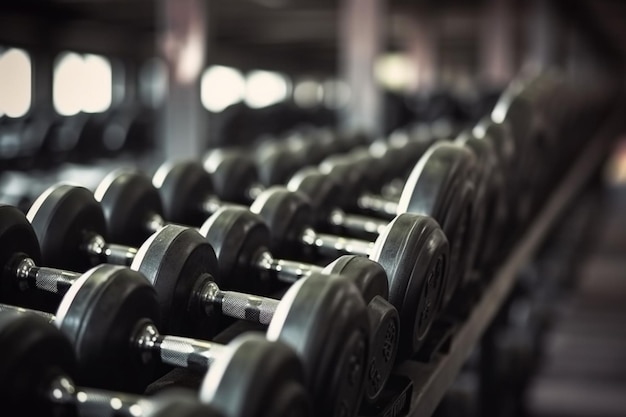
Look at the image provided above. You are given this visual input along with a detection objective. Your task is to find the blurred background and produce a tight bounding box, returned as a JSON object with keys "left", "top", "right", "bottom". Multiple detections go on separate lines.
{"left": 0, "top": 0, "right": 624, "bottom": 156}
{"left": 0, "top": 1, "right": 625, "bottom": 416}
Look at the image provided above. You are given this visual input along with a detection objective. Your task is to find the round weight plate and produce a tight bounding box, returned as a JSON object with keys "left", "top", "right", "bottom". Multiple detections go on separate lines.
{"left": 200, "top": 334, "right": 311, "bottom": 417}
{"left": 455, "top": 133, "right": 491, "bottom": 276}
{"left": 319, "top": 155, "right": 368, "bottom": 210}
{"left": 268, "top": 274, "right": 369, "bottom": 417}
{"left": 322, "top": 255, "right": 396, "bottom": 402}
{"left": 95, "top": 170, "right": 164, "bottom": 247}
{"left": 362, "top": 295, "right": 399, "bottom": 402}
{"left": 148, "top": 389, "right": 224, "bottom": 417}
{"left": 347, "top": 148, "right": 388, "bottom": 193}
{"left": 131, "top": 225, "right": 220, "bottom": 338}
{"left": 56, "top": 264, "right": 160, "bottom": 392}
{"left": 153, "top": 161, "right": 214, "bottom": 227}
{"left": 440, "top": 179, "right": 474, "bottom": 304}
{"left": 200, "top": 207, "right": 271, "bottom": 294}
{"left": 256, "top": 144, "right": 304, "bottom": 187}
{"left": 204, "top": 149, "right": 258, "bottom": 204}
{"left": 27, "top": 184, "right": 107, "bottom": 272}
{"left": 370, "top": 213, "right": 449, "bottom": 358}
{"left": 0, "top": 205, "right": 42, "bottom": 306}
{"left": 250, "top": 187, "right": 313, "bottom": 259}
{"left": 0, "top": 310, "right": 76, "bottom": 416}
{"left": 287, "top": 169, "right": 343, "bottom": 231}
{"left": 397, "top": 143, "right": 476, "bottom": 306}
{"left": 322, "top": 255, "right": 389, "bottom": 302}
{"left": 397, "top": 142, "right": 475, "bottom": 225}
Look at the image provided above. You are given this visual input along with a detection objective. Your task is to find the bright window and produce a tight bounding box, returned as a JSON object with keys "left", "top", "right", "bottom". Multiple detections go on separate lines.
{"left": 201, "top": 65, "right": 245, "bottom": 112}
{"left": 244, "top": 70, "right": 289, "bottom": 109}
{"left": 0, "top": 48, "right": 32, "bottom": 118}
{"left": 53, "top": 52, "right": 112, "bottom": 116}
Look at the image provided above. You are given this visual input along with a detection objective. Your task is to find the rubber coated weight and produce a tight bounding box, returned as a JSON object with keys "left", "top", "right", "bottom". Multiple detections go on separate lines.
{"left": 0, "top": 310, "right": 76, "bottom": 416}
{"left": 95, "top": 169, "right": 164, "bottom": 246}
{"left": 0, "top": 205, "right": 42, "bottom": 307}
{"left": 131, "top": 225, "right": 220, "bottom": 337}
{"left": 200, "top": 206, "right": 272, "bottom": 293}
{"left": 204, "top": 149, "right": 259, "bottom": 204}
{"left": 267, "top": 275, "right": 369, "bottom": 417}
{"left": 252, "top": 186, "right": 448, "bottom": 357}
{"left": 455, "top": 133, "right": 492, "bottom": 275}
{"left": 249, "top": 186, "right": 314, "bottom": 260}
{"left": 459, "top": 129, "right": 508, "bottom": 270}
{"left": 287, "top": 169, "right": 344, "bottom": 232}
{"left": 323, "top": 256, "right": 398, "bottom": 401}
{"left": 255, "top": 142, "right": 305, "bottom": 187}
{"left": 397, "top": 142, "right": 476, "bottom": 307}
{"left": 55, "top": 265, "right": 161, "bottom": 392}
{"left": 153, "top": 161, "right": 214, "bottom": 226}
{"left": 322, "top": 255, "right": 389, "bottom": 302}
{"left": 27, "top": 184, "right": 107, "bottom": 271}
{"left": 370, "top": 214, "right": 448, "bottom": 357}
{"left": 319, "top": 155, "right": 369, "bottom": 211}
{"left": 250, "top": 188, "right": 399, "bottom": 401}
{"left": 200, "top": 334, "right": 311, "bottom": 417}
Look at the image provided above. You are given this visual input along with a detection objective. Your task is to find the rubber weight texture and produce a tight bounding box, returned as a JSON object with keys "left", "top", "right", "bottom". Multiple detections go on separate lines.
{"left": 97, "top": 170, "right": 164, "bottom": 246}
{"left": 28, "top": 184, "right": 107, "bottom": 272}
{"left": 371, "top": 214, "right": 449, "bottom": 358}
{"left": 56, "top": 265, "right": 161, "bottom": 392}
{"left": 0, "top": 311, "right": 76, "bottom": 416}
{"left": 131, "top": 225, "right": 220, "bottom": 338}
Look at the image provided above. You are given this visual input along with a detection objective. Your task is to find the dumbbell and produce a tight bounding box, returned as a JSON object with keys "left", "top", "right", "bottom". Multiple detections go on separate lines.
{"left": 153, "top": 159, "right": 260, "bottom": 227}
{"left": 12, "top": 200, "right": 369, "bottom": 417}
{"left": 232, "top": 186, "right": 449, "bottom": 358}
{"left": 319, "top": 135, "right": 435, "bottom": 209}
{"left": 93, "top": 173, "right": 396, "bottom": 403}
{"left": 0, "top": 297, "right": 309, "bottom": 417}
{"left": 286, "top": 157, "right": 470, "bottom": 310}
{"left": 200, "top": 149, "right": 265, "bottom": 205}
{"left": 253, "top": 128, "right": 348, "bottom": 188}
{"left": 0, "top": 310, "right": 225, "bottom": 417}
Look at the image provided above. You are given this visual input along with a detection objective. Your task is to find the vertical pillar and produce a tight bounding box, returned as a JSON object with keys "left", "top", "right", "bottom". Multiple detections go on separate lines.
{"left": 526, "top": 0, "right": 558, "bottom": 71}
{"left": 339, "top": 0, "right": 385, "bottom": 138}
{"left": 158, "top": 0, "right": 208, "bottom": 161}
{"left": 480, "top": 0, "right": 514, "bottom": 87}
{"left": 403, "top": 9, "right": 437, "bottom": 92}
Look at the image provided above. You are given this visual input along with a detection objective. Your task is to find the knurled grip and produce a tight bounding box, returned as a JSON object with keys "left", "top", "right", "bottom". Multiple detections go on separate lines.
{"left": 217, "top": 291, "right": 279, "bottom": 325}
{"left": 159, "top": 335, "right": 228, "bottom": 372}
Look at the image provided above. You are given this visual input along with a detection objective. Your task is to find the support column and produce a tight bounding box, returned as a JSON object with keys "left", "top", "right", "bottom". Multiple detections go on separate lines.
{"left": 158, "top": 0, "right": 208, "bottom": 161}
{"left": 526, "top": 0, "right": 559, "bottom": 71}
{"left": 403, "top": 9, "right": 437, "bottom": 92}
{"left": 480, "top": 0, "right": 514, "bottom": 87}
{"left": 339, "top": 0, "right": 385, "bottom": 138}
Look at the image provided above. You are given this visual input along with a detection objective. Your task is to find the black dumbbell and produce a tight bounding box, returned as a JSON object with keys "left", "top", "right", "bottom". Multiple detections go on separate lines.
{"left": 1, "top": 206, "right": 311, "bottom": 415}
{"left": 234, "top": 186, "right": 449, "bottom": 358}
{"left": 317, "top": 142, "right": 476, "bottom": 306}
{"left": 153, "top": 160, "right": 256, "bottom": 227}
{"left": 25, "top": 184, "right": 221, "bottom": 336}
{"left": 94, "top": 173, "right": 394, "bottom": 403}
{"left": 12, "top": 201, "right": 369, "bottom": 417}
{"left": 201, "top": 149, "right": 265, "bottom": 205}
{"left": 455, "top": 130, "right": 508, "bottom": 271}
{"left": 0, "top": 310, "right": 225, "bottom": 417}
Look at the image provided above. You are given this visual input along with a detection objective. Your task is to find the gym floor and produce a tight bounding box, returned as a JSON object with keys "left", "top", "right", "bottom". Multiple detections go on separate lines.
{"left": 528, "top": 144, "right": 626, "bottom": 417}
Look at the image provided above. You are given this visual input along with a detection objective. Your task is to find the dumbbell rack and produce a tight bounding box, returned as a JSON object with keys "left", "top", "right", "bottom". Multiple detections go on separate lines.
{"left": 388, "top": 103, "right": 624, "bottom": 417}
